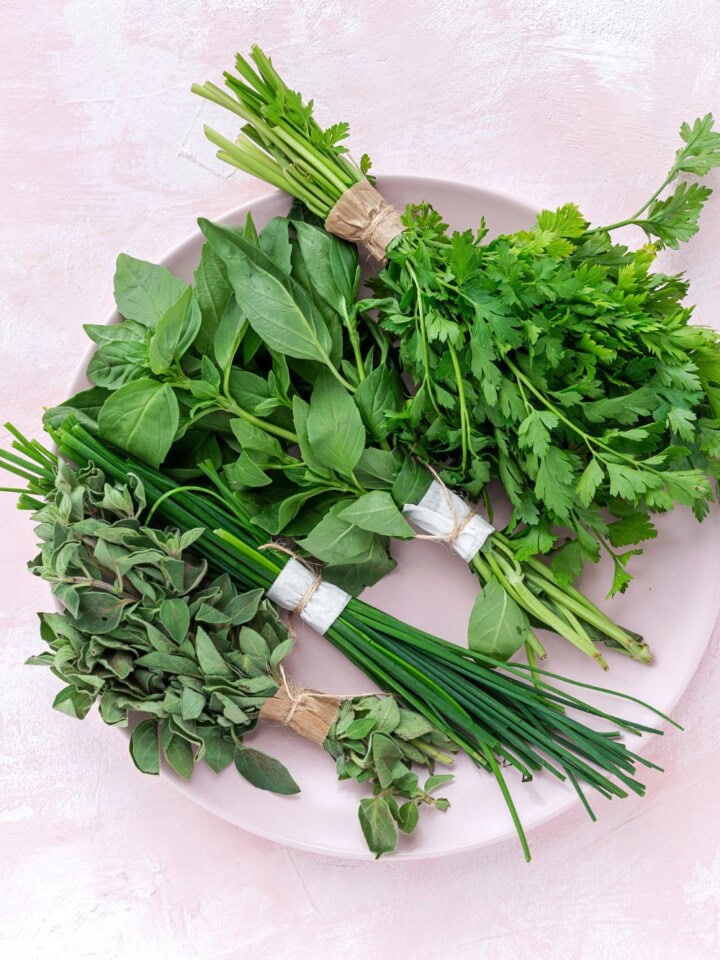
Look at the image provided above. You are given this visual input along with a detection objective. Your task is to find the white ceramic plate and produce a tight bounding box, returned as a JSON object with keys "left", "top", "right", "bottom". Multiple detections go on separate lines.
{"left": 82, "top": 177, "right": 720, "bottom": 859}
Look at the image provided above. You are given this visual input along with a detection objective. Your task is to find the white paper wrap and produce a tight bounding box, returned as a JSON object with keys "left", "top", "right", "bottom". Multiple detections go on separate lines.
{"left": 402, "top": 479, "right": 495, "bottom": 562}
{"left": 266, "top": 558, "right": 351, "bottom": 635}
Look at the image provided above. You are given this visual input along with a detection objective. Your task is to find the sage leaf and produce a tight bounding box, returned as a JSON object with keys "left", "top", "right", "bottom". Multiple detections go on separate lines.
{"left": 98, "top": 379, "right": 179, "bottom": 468}
{"left": 129, "top": 718, "right": 160, "bottom": 775}
{"left": 306, "top": 372, "right": 366, "bottom": 477}
{"left": 163, "top": 733, "right": 195, "bottom": 780}
{"left": 358, "top": 795, "right": 398, "bottom": 857}
{"left": 52, "top": 685, "right": 94, "bottom": 719}
{"left": 70, "top": 592, "right": 134, "bottom": 635}
{"left": 397, "top": 800, "right": 419, "bottom": 834}
{"left": 234, "top": 746, "right": 301, "bottom": 795}
{"left": 201, "top": 727, "right": 235, "bottom": 773}
{"left": 114, "top": 254, "right": 188, "bottom": 328}
{"left": 467, "top": 579, "right": 530, "bottom": 660}
{"left": 180, "top": 687, "right": 206, "bottom": 721}
{"left": 195, "top": 625, "right": 232, "bottom": 677}
{"left": 159, "top": 598, "right": 190, "bottom": 644}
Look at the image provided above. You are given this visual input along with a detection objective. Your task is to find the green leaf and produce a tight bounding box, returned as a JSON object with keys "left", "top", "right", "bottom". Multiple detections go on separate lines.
{"left": 149, "top": 288, "right": 201, "bottom": 373}
{"left": 424, "top": 773, "right": 454, "bottom": 794}
{"left": 467, "top": 580, "right": 530, "bottom": 659}
{"left": 159, "top": 598, "right": 190, "bottom": 644}
{"left": 134, "top": 652, "right": 200, "bottom": 676}
{"left": 213, "top": 297, "right": 245, "bottom": 373}
{"left": 576, "top": 458, "right": 604, "bottom": 507}
{"left": 344, "top": 716, "right": 377, "bottom": 740}
{"left": 535, "top": 203, "right": 588, "bottom": 238}
{"left": 114, "top": 254, "right": 188, "bottom": 328}
{"left": 337, "top": 491, "right": 414, "bottom": 538}
{"left": 641, "top": 181, "right": 713, "bottom": 249}
{"left": 354, "top": 449, "right": 399, "bottom": 489}
{"left": 517, "top": 410, "right": 558, "bottom": 458}
{"left": 230, "top": 419, "right": 283, "bottom": 458}
{"left": 42, "top": 385, "right": 111, "bottom": 432}
{"left": 224, "top": 452, "right": 272, "bottom": 489}
{"left": 180, "top": 687, "right": 206, "bottom": 721}
{"left": 201, "top": 726, "right": 235, "bottom": 773}
{"left": 129, "top": 719, "right": 160, "bottom": 774}
{"left": 234, "top": 747, "right": 301, "bottom": 794}
{"left": 259, "top": 216, "right": 293, "bottom": 273}
{"left": 372, "top": 733, "right": 404, "bottom": 788}
{"left": 675, "top": 113, "right": 720, "bottom": 175}
{"left": 607, "top": 513, "right": 658, "bottom": 548}
{"left": 397, "top": 801, "right": 419, "bottom": 834}
{"left": 200, "top": 219, "right": 334, "bottom": 364}
{"left": 306, "top": 372, "right": 366, "bottom": 477}
{"left": 163, "top": 733, "right": 194, "bottom": 780}
{"left": 534, "top": 446, "right": 576, "bottom": 520}
{"left": 87, "top": 341, "right": 149, "bottom": 389}
{"left": 298, "top": 511, "right": 374, "bottom": 565}
{"left": 292, "top": 219, "right": 358, "bottom": 312}
{"left": 52, "top": 685, "right": 94, "bottom": 719}
{"left": 358, "top": 795, "right": 398, "bottom": 857}
{"left": 194, "top": 625, "right": 232, "bottom": 677}
{"left": 194, "top": 241, "right": 232, "bottom": 352}
{"left": 98, "top": 379, "right": 179, "bottom": 468}
{"left": 70, "top": 591, "right": 134, "bottom": 635}
{"left": 354, "top": 366, "right": 404, "bottom": 441}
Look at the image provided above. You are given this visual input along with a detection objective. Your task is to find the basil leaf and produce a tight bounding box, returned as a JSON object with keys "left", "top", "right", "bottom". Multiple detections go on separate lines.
{"left": 84, "top": 319, "right": 146, "bottom": 345}
{"left": 98, "top": 379, "right": 179, "bottom": 468}
{"left": 467, "top": 579, "right": 530, "bottom": 660}
{"left": 234, "top": 746, "right": 301, "bottom": 795}
{"left": 87, "top": 341, "right": 149, "bottom": 389}
{"left": 298, "top": 511, "right": 374, "bottom": 565}
{"left": 252, "top": 489, "right": 325, "bottom": 535}
{"left": 353, "top": 448, "right": 400, "bottom": 489}
{"left": 199, "top": 219, "right": 335, "bottom": 364}
{"left": 129, "top": 718, "right": 160, "bottom": 775}
{"left": 306, "top": 372, "right": 366, "bottom": 477}
{"left": 224, "top": 452, "right": 272, "bottom": 489}
{"left": 354, "top": 366, "right": 404, "bottom": 441}
{"left": 337, "top": 491, "right": 414, "bottom": 538}
{"left": 149, "top": 288, "right": 201, "bottom": 374}
{"left": 230, "top": 418, "right": 283, "bottom": 458}
{"left": 227, "top": 369, "right": 278, "bottom": 415}
{"left": 194, "top": 241, "right": 232, "bottom": 352}
{"left": 259, "top": 216, "right": 293, "bottom": 273}
{"left": 42, "top": 385, "right": 111, "bottom": 432}
{"left": 114, "top": 254, "right": 188, "bottom": 328}
{"left": 213, "top": 297, "right": 245, "bottom": 374}
{"left": 292, "top": 219, "right": 358, "bottom": 313}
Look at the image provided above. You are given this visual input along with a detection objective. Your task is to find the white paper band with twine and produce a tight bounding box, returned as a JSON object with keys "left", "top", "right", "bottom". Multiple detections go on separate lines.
{"left": 266, "top": 558, "right": 352, "bottom": 635}
{"left": 403, "top": 479, "right": 495, "bottom": 563}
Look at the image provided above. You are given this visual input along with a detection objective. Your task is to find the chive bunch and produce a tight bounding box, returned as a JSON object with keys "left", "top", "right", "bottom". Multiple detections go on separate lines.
{"left": 2, "top": 421, "right": 672, "bottom": 860}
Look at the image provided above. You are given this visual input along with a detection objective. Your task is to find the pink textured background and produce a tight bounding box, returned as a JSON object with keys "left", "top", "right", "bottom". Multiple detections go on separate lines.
{"left": 2, "top": 1, "right": 719, "bottom": 956}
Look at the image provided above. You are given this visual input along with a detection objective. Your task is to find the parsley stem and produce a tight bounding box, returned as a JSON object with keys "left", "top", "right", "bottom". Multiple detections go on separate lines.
{"left": 447, "top": 339, "right": 470, "bottom": 474}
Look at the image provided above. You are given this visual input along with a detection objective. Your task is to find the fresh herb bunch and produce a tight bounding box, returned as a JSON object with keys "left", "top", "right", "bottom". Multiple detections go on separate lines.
{"left": 195, "top": 48, "right": 720, "bottom": 597}
{"left": 325, "top": 696, "right": 454, "bottom": 855}
{"left": 7, "top": 448, "right": 453, "bottom": 855}
{"left": 3, "top": 422, "right": 672, "bottom": 860}
{"left": 48, "top": 208, "right": 650, "bottom": 668}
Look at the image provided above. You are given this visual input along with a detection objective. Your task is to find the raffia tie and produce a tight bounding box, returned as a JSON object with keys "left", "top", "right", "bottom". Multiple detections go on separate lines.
{"left": 412, "top": 464, "right": 478, "bottom": 549}
{"left": 259, "top": 542, "right": 323, "bottom": 620}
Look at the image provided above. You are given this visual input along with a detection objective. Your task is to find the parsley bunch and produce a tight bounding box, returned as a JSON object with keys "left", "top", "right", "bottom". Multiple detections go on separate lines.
{"left": 196, "top": 48, "right": 720, "bottom": 596}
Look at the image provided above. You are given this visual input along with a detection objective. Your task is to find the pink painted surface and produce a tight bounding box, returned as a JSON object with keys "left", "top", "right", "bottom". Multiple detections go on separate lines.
{"left": 1, "top": 0, "right": 719, "bottom": 955}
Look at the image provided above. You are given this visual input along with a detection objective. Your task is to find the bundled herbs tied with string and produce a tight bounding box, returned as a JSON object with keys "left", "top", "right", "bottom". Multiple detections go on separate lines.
{"left": 194, "top": 45, "right": 720, "bottom": 601}
{"left": 8, "top": 451, "right": 454, "bottom": 856}
{"left": 2, "top": 425, "right": 674, "bottom": 860}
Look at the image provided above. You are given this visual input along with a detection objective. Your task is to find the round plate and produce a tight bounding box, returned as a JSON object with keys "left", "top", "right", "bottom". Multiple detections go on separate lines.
{"left": 79, "top": 176, "right": 720, "bottom": 859}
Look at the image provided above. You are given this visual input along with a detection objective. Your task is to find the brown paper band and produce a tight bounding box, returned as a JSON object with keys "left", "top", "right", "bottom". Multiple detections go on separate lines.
{"left": 325, "top": 180, "right": 405, "bottom": 261}
{"left": 259, "top": 671, "right": 342, "bottom": 746}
